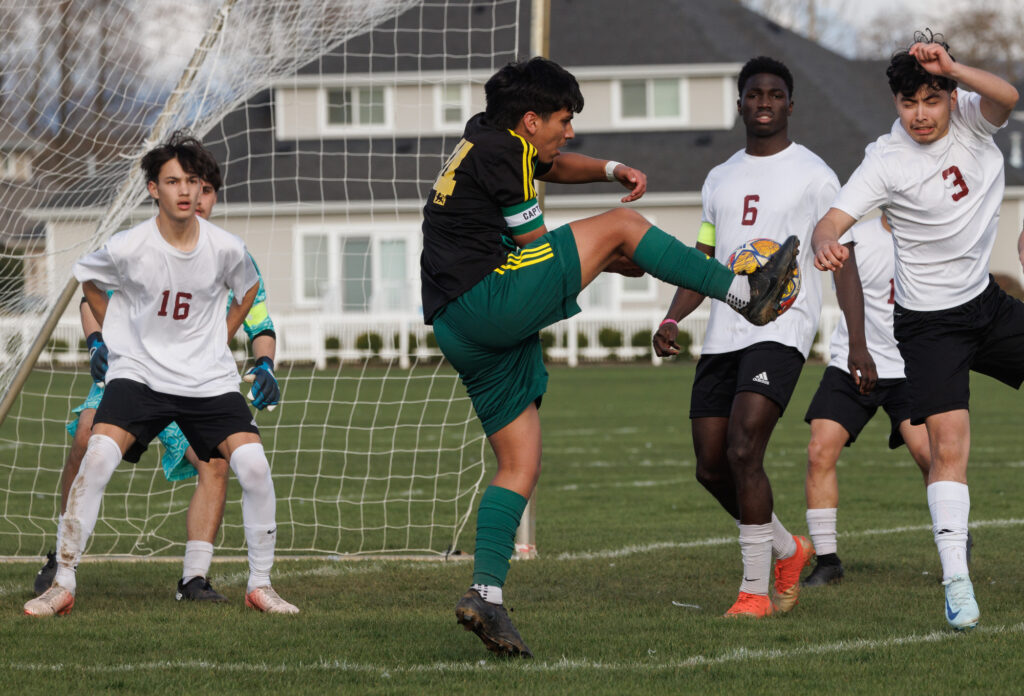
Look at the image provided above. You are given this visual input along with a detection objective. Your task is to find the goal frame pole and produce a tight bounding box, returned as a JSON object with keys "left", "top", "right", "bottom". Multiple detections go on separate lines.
{"left": 0, "top": 0, "right": 240, "bottom": 428}
{"left": 514, "top": 0, "right": 550, "bottom": 561}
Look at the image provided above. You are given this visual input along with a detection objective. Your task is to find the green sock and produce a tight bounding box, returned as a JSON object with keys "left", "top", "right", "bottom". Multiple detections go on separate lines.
{"left": 632, "top": 226, "right": 734, "bottom": 300}
{"left": 472, "top": 485, "right": 529, "bottom": 587}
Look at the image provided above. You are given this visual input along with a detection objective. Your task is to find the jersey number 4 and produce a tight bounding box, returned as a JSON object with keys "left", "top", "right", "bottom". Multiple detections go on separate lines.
{"left": 432, "top": 139, "right": 474, "bottom": 206}
{"left": 942, "top": 166, "right": 969, "bottom": 202}
{"left": 158, "top": 291, "right": 191, "bottom": 320}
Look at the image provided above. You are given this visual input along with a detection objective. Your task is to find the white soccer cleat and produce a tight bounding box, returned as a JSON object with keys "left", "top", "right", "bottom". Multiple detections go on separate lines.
{"left": 942, "top": 574, "right": 979, "bottom": 631}
{"left": 24, "top": 585, "right": 75, "bottom": 617}
{"left": 245, "top": 586, "right": 299, "bottom": 614}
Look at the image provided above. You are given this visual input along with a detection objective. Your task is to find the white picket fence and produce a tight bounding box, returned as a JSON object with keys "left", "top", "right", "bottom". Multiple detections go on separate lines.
{"left": 0, "top": 307, "right": 843, "bottom": 369}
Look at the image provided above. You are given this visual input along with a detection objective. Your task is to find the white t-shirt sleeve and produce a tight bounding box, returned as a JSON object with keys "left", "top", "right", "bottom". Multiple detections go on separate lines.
{"left": 73, "top": 244, "right": 121, "bottom": 292}
{"left": 700, "top": 176, "right": 716, "bottom": 227}
{"left": 226, "top": 246, "right": 260, "bottom": 302}
{"left": 831, "top": 142, "right": 891, "bottom": 221}
{"left": 955, "top": 89, "right": 1002, "bottom": 136}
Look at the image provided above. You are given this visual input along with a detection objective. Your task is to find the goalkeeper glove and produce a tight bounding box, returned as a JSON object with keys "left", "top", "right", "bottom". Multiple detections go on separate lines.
{"left": 86, "top": 331, "right": 108, "bottom": 384}
{"left": 243, "top": 356, "right": 280, "bottom": 410}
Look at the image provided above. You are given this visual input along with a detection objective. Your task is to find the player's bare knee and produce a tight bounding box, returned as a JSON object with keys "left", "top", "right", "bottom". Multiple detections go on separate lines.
{"left": 806, "top": 437, "right": 836, "bottom": 473}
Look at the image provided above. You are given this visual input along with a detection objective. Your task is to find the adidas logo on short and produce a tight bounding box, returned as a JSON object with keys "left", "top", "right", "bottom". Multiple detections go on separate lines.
{"left": 752, "top": 371, "right": 770, "bottom": 385}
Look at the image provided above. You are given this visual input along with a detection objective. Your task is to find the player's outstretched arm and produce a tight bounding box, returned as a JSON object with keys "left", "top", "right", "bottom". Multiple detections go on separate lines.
{"left": 812, "top": 208, "right": 857, "bottom": 271}
{"left": 834, "top": 243, "right": 877, "bottom": 394}
{"left": 910, "top": 41, "right": 1019, "bottom": 126}
{"left": 539, "top": 152, "right": 647, "bottom": 202}
{"left": 652, "top": 242, "right": 711, "bottom": 357}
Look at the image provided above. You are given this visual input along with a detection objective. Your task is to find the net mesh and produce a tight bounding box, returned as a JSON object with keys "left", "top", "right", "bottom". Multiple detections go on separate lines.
{"left": 0, "top": 0, "right": 523, "bottom": 558}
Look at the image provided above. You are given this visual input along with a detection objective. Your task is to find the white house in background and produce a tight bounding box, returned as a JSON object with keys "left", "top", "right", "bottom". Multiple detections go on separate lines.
{"left": 23, "top": 0, "right": 1024, "bottom": 362}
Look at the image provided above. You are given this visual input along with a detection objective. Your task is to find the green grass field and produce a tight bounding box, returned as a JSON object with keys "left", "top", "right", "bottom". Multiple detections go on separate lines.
{"left": 2, "top": 362, "right": 1024, "bottom": 695}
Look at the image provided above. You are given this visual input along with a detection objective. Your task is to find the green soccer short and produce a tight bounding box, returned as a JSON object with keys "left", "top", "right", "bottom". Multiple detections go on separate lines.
{"left": 432, "top": 225, "right": 582, "bottom": 436}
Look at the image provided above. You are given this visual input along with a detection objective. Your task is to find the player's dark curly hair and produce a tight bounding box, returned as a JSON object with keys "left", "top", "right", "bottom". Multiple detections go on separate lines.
{"left": 484, "top": 57, "right": 584, "bottom": 130}
{"left": 886, "top": 29, "right": 957, "bottom": 97}
{"left": 737, "top": 56, "right": 793, "bottom": 98}
{"left": 140, "top": 130, "right": 219, "bottom": 186}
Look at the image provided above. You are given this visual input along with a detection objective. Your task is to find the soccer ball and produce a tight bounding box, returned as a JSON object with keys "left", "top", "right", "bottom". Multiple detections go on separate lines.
{"left": 726, "top": 237, "right": 800, "bottom": 315}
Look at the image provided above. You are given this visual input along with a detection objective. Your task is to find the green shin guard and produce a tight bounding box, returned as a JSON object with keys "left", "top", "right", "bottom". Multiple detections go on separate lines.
{"left": 472, "top": 486, "right": 529, "bottom": 587}
{"left": 632, "top": 226, "right": 734, "bottom": 300}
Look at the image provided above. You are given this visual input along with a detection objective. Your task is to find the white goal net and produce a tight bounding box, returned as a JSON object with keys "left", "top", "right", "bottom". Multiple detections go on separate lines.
{"left": 0, "top": 0, "right": 525, "bottom": 558}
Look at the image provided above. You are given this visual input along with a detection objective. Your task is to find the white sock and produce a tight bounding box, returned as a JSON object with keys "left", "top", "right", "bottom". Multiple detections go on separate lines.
{"left": 771, "top": 513, "right": 797, "bottom": 559}
{"left": 182, "top": 540, "right": 215, "bottom": 584}
{"left": 229, "top": 442, "right": 276, "bottom": 592}
{"left": 927, "top": 481, "right": 970, "bottom": 581}
{"left": 738, "top": 523, "right": 773, "bottom": 595}
{"left": 56, "top": 434, "right": 121, "bottom": 594}
{"left": 806, "top": 507, "right": 838, "bottom": 556}
{"left": 471, "top": 583, "right": 503, "bottom": 605}
{"left": 725, "top": 275, "right": 751, "bottom": 310}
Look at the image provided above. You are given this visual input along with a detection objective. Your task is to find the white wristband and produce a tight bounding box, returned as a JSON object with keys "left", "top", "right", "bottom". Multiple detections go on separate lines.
{"left": 605, "top": 160, "right": 621, "bottom": 181}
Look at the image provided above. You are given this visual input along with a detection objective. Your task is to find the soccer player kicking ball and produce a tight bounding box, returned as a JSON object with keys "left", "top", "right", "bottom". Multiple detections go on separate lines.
{"left": 802, "top": 214, "right": 932, "bottom": 586}
{"left": 812, "top": 32, "right": 1019, "bottom": 631}
{"left": 24, "top": 132, "right": 296, "bottom": 616}
{"left": 423, "top": 57, "right": 798, "bottom": 658}
{"left": 33, "top": 166, "right": 281, "bottom": 604}
{"left": 652, "top": 57, "right": 837, "bottom": 618}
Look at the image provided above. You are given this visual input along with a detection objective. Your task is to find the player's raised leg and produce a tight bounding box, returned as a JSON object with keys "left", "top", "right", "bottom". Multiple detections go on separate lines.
{"left": 570, "top": 208, "right": 800, "bottom": 327}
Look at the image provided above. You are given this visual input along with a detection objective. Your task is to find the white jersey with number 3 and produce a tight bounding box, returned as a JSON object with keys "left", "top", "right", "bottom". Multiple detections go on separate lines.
{"left": 700, "top": 143, "right": 839, "bottom": 357}
{"left": 828, "top": 217, "right": 905, "bottom": 379}
{"left": 73, "top": 216, "right": 259, "bottom": 398}
{"left": 831, "top": 90, "right": 1004, "bottom": 311}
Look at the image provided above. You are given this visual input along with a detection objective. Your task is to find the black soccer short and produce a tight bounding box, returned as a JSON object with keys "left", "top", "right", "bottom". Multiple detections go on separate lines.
{"left": 689, "top": 341, "right": 805, "bottom": 418}
{"left": 894, "top": 277, "right": 1024, "bottom": 425}
{"left": 94, "top": 379, "right": 259, "bottom": 463}
{"left": 804, "top": 365, "right": 911, "bottom": 449}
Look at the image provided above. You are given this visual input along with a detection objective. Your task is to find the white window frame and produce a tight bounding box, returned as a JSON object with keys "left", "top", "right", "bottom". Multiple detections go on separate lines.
{"left": 293, "top": 224, "right": 420, "bottom": 313}
{"left": 611, "top": 77, "right": 690, "bottom": 130}
{"left": 320, "top": 85, "right": 394, "bottom": 135}
{"left": 433, "top": 83, "right": 471, "bottom": 131}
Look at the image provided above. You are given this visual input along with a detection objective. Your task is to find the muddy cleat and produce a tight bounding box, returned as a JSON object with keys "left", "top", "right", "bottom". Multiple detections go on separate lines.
{"left": 801, "top": 560, "right": 844, "bottom": 587}
{"left": 24, "top": 585, "right": 75, "bottom": 617}
{"left": 455, "top": 589, "right": 533, "bottom": 658}
{"left": 724, "top": 591, "right": 775, "bottom": 618}
{"left": 176, "top": 577, "right": 229, "bottom": 603}
{"left": 942, "top": 574, "right": 979, "bottom": 631}
{"left": 773, "top": 535, "right": 814, "bottom": 612}
{"left": 33, "top": 550, "right": 57, "bottom": 596}
{"left": 740, "top": 235, "right": 800, "bottom": 326}
{"left": 245, "top": 586, "right": 299, "bottom": 614}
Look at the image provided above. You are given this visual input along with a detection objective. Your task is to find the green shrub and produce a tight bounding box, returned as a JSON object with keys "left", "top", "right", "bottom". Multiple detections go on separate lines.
{"left": 425, "top": 332, "right": 438, "bottom": 349}
{"left": 631, "top": 330, "right": 652, "bottom": 348}
{"left": 598, "top": 327, "right": 622, "bottom": 348}
{"left": 46, "top": 338, "right": 69, "bottom": 353}
{"left": 325, "top": 336, "right": 341, "bottom": 351}
{"left": 576, "top": 332, "right": 589, "bottom": 348}
{"left": 675, "top": 329, "right": 693, "bottom": 359}
{"left": 356, "top": 332, "right": 383, "bottom": 354}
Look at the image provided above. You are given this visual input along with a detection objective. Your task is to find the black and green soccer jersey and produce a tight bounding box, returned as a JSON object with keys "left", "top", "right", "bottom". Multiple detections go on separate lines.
{"left": 420, "top": 113, "right": 552, "bottom": 324}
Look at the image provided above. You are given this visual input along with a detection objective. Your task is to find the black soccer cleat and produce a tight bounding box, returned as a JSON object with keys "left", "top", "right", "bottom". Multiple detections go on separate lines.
{"left": 34, "top": 550, "right": 57, "bottom": 596}
{"left": 739, "top": 234, "right": 800, "bottom": 326}
{"left": 801, "top": 560, "right": 845, "bottom": 587}
{"left": 455, "top": 589, "right": 533, "bottom": 658}
{"left": 175, "top": 576, "right": 229, "bottom": 603}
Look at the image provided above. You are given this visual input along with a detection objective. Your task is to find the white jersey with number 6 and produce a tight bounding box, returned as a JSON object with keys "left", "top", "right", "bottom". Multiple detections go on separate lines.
{"left": 830, "top": 89, "right": 1004, "bottom": 312}
{"left": 700, "top": 142, "right": 839, "bottom": 358}
{"left": 828, "top": 217, "right": 905, "bottom": 379}
{"left": 73, "top": 216, "right": 259, "bottom": 398}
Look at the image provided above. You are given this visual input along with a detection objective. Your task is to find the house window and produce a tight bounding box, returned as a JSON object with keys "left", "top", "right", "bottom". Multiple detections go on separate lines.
{"left": 438, "top": 84, "right": 469, "bottom": 127}
{"left": 296, "top": 228, "right": 415, "bottom": 313}
{"left": 617, "top": 78, "right": 685, "bottom": 123}
{"left": 325, "top": 86, "right": 388, "bottom": 128}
